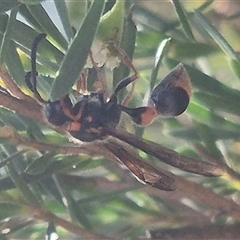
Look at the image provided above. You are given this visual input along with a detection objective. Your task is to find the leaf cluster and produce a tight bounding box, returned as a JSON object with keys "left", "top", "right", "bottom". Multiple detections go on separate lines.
{"left": 0, "top": 0, "right": 240, "bottom": 239}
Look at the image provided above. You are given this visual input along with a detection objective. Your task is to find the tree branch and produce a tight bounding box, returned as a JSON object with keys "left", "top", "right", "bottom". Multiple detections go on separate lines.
{"left": 1, "top": 90, "right": 240, "bottom": 223}
{"left": 33, "top": 208, "right": 112, "bottom": 239}
{"left": 147, "top": 224, "right": 240, "bottom": 239}
{"left": 0, "top": 69, "right": 28, "bottom": 99}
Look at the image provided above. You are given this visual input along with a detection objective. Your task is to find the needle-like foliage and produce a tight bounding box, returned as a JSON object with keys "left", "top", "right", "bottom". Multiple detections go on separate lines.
{"left": 0, "top": 0, "right": 240, "bottom": 239}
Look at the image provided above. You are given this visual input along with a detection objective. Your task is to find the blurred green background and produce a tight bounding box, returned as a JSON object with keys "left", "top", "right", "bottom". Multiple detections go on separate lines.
{"left": 0, "top": 0, "right": 240, "bottom": 239}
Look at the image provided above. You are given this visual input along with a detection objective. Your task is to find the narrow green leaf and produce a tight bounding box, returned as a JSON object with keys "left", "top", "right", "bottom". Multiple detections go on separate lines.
{"left": 54, "top": 0, "right": 73, "bottom": 42}
{"left": 43, "top": 156, "right": 85, "bottom": 175}
{"left": 0, "top": 14, "right": 64, "bottom": 66}
{"left": 188, "top": 102, "right": 240, "bottom": 130}
{"left": 171, "top": 128, "right": 240, "bottom": 140}
{"left": 194, "top": 91, "right": 240, "bottom": 116}
{"left": 0, "top": 13, "right": 8, "bottom": 37}
{"left": 0, "top": 0, "right": 20, "bottom": 13}
{"left": 5, "top": 40, "right": 26, "bottom": 86}
{"left": 1, "top": 157, "right": 86, "bottom": 189}
{"left": 133, "top": 5, "right": 183, "bottom": 38}
{"left": 194, "top": 11, "right": 240, "bottom": 61}
{"left": 0, "top": 109, "right": 25, "bottom": 131}
{"left": 19, "top": 4, "right": 44, "bottom": 33}
{"left": 50, "top": 0, "right": 105, "bottom": 100}
{"left": 164, "top": 118, "right": 183, "bottom": 130}
{"left": 7, "top": 162, "right": 40, "bottom": 206}
{"left": 166, "top": 131, "right": 195, "bottom": 142}
{"left": 41, "top": 176, "right": 64, "bottom": 206}
{"left": 113, "top": 10, "right": 137, "bottom": 89}
{"left": 19, "top": 0, "right": 45, "bottom": 4}
{"left": 194, "top": 121, "right": 223, "bottom": 159}
{"left": 1, "top": 144, "right": 26, "bottom": 172}
{"left": 0, "top": 150, "right": 26, "bottom": 169}
{"left": 150, "top": 38, "right": 171, "bottom": 91}
{"left": 78, "top": 185, "right": 139, "bottom": 204}
{"left": 67, "top": 195, "right": 92, "bottom": 229}
{"left": 97, "top": 0, "right": 125, "bottom": 42}
{"left": 229, "top": 58, "right": 240, "bottom": 81}
{"left": 23, "top": 117, "right": 46, "bottom": 142}
{"left": 0, "top": 202, "right": 23, "bottom": 221}
{"left": 170, "top": 41, "right": 218, "bottom": 59}
{"left": 0, "top": 7, "right": 18, "bottom": 64}
{"left": 196, "top": 0, "right": 214, "bottom": 12}
{"left": 27, "top": 4, "right": 68, "bottom": 51}
{"left": 171, "top": 0, "right": 195, "bottom": 41}
{"left": 25, "top": 151, "right": 58, "bottom": 175}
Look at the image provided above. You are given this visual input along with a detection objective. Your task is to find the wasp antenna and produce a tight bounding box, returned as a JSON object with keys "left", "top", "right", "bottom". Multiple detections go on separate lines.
{"left": 28, "top": 33, "right": 46, "bottom": 93}
{"left": 25, "top": 34, "right": 47, "bottom": 103}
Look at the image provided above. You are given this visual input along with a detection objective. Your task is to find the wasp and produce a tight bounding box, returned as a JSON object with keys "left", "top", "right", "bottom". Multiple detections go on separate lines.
{"left": 25, "top": 33, "right": 191, "bottom": 143}
{"left": 24, "top": 34, "right": 219, "bottom": 191}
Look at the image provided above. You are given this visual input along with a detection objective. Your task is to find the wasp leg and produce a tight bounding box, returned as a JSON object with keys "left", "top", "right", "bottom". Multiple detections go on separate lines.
{"left": 88, "top": 49, "right": 109, "bottom": 96}
{"left": 113, "top": 40, "right": 138, "bottom": 106}
{"left": 77, "top": 70, "right": 88, "bottom": 94}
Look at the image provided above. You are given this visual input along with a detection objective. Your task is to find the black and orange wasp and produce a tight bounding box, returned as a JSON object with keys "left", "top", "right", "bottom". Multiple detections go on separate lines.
{"left": 25, "top": 33, "right": 194, "bottom": 191}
